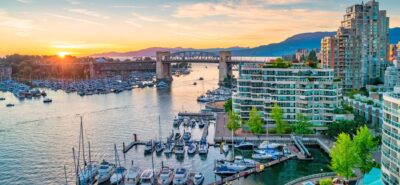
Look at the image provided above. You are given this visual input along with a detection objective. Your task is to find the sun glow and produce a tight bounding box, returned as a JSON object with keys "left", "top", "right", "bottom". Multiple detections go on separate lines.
{"left": 57, "top": 52, "right": 70, "bottom": 58}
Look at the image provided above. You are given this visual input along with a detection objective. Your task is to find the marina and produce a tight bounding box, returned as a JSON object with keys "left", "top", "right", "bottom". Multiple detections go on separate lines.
{"left": 0, "top": 64, "right": 331, "bottom": 185}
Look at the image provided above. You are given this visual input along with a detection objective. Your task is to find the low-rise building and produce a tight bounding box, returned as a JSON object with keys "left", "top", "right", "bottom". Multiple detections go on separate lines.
{"left": 0, "top": 66, "right": 12, "bottom": 81}
{"left": 233, "top": 62, "right": 342, "bottom": 128}
{"left": 343, "top": 94, "right": 382, "bottom": 127}
{"left": 381, "top": 86, "right": 400, "bottom": 185}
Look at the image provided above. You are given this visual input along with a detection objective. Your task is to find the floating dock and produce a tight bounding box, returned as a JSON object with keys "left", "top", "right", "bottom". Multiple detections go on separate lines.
{"left": 178, "top": 112, "right": 215, "bottom": 120}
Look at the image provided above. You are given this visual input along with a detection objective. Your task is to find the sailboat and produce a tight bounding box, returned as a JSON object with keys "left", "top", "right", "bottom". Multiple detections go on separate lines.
{"left": 155, "top": 116, "right": 165, "bottom": 154}
{"left": 110, "top": 144, "right": 127, "bottom": 185}
{"left": 74, "top": 116, "right": 98, "bottom": 185}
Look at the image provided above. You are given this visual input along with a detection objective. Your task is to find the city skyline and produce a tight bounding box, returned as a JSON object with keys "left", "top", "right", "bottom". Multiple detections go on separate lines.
{"left": 1, "top": 0, "right": 400, "bottom": 56}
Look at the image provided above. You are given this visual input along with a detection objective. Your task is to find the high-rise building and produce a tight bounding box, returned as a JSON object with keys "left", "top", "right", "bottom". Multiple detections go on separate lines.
{"left": 381, "top": 86, "right": 400, "bottom": 185}
{"left": 320, "top": 0, "right": 389, "bottom": 91}
{"left": 389, "top": 44, "right": 398, "bottom": 62}
{"left": 295, "top": 49, "right": 309, "bottom": 62}
{"left": 232, "top": 62, "right": 342, "bottom": 127}
{"left": 384, "top": 65, "right": 400, "bottom": 91}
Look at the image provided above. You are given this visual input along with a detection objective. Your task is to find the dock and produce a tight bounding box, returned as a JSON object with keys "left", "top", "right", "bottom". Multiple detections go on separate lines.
{"left": 122, "top": 133, "right": 146, "bottom": 153}
{"left": 178, "top": 112, "right": 215, "bottom": 120}
{"left": 208, "top": 154, "right": 296, "bottom": 185}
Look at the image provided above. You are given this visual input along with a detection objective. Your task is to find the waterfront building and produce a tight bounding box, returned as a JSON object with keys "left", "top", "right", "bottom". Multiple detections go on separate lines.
{"left": 381, "top": 86, "right": 400, "bottom": 184}
{"left": 343, "top": 94, "right": 382, "bottom": 127}
{"left": 233, "top": 62, "right": 342, "bottom": 128}
{"left": 0, "top": 66, "right": 12, "bottom": 81}
{"left": 320, "top": 0, "right": 390, "bottom": 91}
{"left": 384, "top": 64, "right": 400, "bottom": 91}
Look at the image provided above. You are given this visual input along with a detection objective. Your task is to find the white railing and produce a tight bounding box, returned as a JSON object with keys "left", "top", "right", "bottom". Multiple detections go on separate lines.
{"left": 284, "top": 172, "right": 337, "bottom": 185}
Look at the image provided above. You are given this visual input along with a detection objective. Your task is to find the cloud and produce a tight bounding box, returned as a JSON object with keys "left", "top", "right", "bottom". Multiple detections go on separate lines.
{"left": 50, "top": 41, "right": 112, "bottom": 49}
{"left": 132, "top": 13, "right": 164, "bottom": 22}
{"left": 66, "top": 9, "right": 109, "bottom": 19}
{"left": 112, "top": 5, "right": 144, "bottom": 9}
{"left": 66, "top": 0, "right": 80, "bottom": 5}
{"left": 15, "top": 0, "right": 31, "bottom": 3}
{"left": 47, "top": 13, "right": 104, "bottom": 26}
{"left": 0, "top": 10, "right": 38, "bottom": 36}
{"left": 125, "top": 20, "right": 143, "bottom": 28}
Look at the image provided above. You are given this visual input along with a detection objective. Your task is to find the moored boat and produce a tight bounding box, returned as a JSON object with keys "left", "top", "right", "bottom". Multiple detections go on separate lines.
{"left": 157, "top": 166, "right": 174, "bottom": 185}
{"left": 234, "top": 141, "right": 254, "bottom": 150}
{"left": 96, "top": 160, "right": 115, "bottom": 184}
{"left": 125, "top": 162, "right": 142, "bottom": 185}
{"left": 140, "top": 169, "right": 154, "bottom": 185}
{"left": 193, "top": 173, "right": 204, "bottom": 185}
{"left": 173, "top": 168, "right": 189, "bottom": 185}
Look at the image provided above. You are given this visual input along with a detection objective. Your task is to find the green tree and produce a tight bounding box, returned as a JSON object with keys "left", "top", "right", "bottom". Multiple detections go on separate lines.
{"left": 271, "top": 103, "right": 286, "bottom": 134}
{"left": 319, "top": 178, "right": 333, "bottom": 185}
{"left": 330, "top": 133, "right": 358, "bottom": 180}
{"left": 326, "top": 120, "right": 360, "bottom": 139}
{"left": 353, "top": 125, "right": 378, "bottom": 174}
{"left": 307, "top": 50, "right": 318, "bottom": 62}
{"left": 292, "top": 113, "right": 314, "bottom": 135}
{"left": 246, "top": 107, "right": 264, "bottom": 134}
{"left": 224, "top": 98, "right": 232, "bottom": 112}
{"left": 227, "top": 111, "right": 241, "bottom": 132}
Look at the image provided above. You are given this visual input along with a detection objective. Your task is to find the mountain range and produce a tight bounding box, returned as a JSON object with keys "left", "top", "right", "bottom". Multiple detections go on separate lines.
{"left": 91, "top": 27, "right": 400, "bottom": 57}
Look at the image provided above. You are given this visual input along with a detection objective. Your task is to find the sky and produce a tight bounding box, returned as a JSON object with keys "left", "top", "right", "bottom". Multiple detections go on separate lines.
{"left": 0, "top": 0, "right": 399, "bottom": 56}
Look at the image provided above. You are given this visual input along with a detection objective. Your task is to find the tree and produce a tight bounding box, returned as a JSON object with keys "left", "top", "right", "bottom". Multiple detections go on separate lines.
{"left": 326, "top": 120, "right": 360, "bottom": 139}
{"left": 330, "top": 133, "right": 358, "bottom": 180}
{"left": 227, "top": 111, "right": 241, "bottom": 132}
{"left": 292, "top": 113, "right": 314, "bottom": 135}
{"left": 246, "top": 107, "right": 264, "bottom": 134}
{"left": 224, "top": 98, "right": 232, "bottom": 112}
{"left": 307, "top": 50, "right": 318, "bottom": 62}
{"left": 353, "top": 125, "right": 378, "bottom": 174}
{"left": 271, "top": 103, "right": 286, "bottom": 134}
{"left": 319, "top": 178, "right": 333, "bottom": 185}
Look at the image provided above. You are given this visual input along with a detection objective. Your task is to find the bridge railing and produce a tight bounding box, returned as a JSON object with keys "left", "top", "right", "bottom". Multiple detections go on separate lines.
{"left": 284, "top": 172, "right": 337, "bottom": 185}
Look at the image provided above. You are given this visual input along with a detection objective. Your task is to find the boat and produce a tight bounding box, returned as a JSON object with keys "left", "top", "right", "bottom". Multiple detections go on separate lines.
{"left": 187, "top": 141, "right": 197, "bottom": 155}
{"left": 175, "top": 145, "right": 185, "bottom": 155}
{"left": 199, "top": 77, "right": 204, "bottom": 80}
{"left": 43, "top": 98, "right": 52, "bottom": 103}
{"left": 198, "top": 139, "right": 208, "bottom": 155}
{"left": 157, "top": 167, "right": 174, "bottom": 185}
{"left": 41, "top": 91, "right": 47, "bottom": 96}
{"left": 0, "top": 97, "right": 5, "bottom": 101}
{"left": 173, "top": 118, "right": 180, "bottom": 127}
{"left": 251, "top": 153, "right": 273, "bottom": 160}
{"left": 156, "top": 81, "right": 169, "bottom": 89}
{"left": 198, "top": 120, "right": 205, "bottom": 128}
{"left": 220, "top": 162, "right": 247, "bottom": 171}
{"left": 193, "top": 82, "right": 197, "bottom": 85}
{"left": 233, "top": 156, "right": 257, "bottom": 168}
{"left": 140, "top": 169, "right": 154, "bottom": 185}
{"left": 175, "top": 139, "right": 184, "bottom": 147}
{"left": 182, "top": 131, "right": 191, "bottom": 142}
{"left": 144, "top": 140, "right": 154, "bottom": 154}
{"left": 110, "top": 145, "right": 127, "bottom": 185}
{"left": 173, "top": 168, "right": 189, "bottom": 185}
{"left": 174, "top": 133, "right": 181, "bottom": 140}
{"left": 97, "top": 160, "right": 115, "bottom": 184}
{"left": 164, "top": 142, "right": 175, "bottom": 155}
{"left": 222, "top": 143, "right": 229, "bottom": 153}
{"left": 258, "top": 141, "right": 282, "bottom": 149}
{"left": 125, "top": 162, "right": 142, "bottom": 185}
{"left": 6, "top": 103, "right": 14, "bottom": 107}
{"left": 214, "top": 165, "right": 238, "bottom": 176}
{"left": 193, "top": 173, "right": 204, "bottom": 185}
{"left": 155, "top": 142, "right": 165, "bottom": 154}
{"left": 234, "top": 141, "right": 254, "bottom": 150}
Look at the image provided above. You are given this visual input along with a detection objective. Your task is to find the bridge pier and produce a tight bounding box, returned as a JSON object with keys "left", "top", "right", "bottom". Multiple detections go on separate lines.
{"left": 156, "top": 51, "right": 172, "bottom": 82}
{"left": 218, "top": 51, "right": 232, "bottom": 84}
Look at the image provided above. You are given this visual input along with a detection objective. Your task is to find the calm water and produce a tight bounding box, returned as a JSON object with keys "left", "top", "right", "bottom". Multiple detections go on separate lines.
{"left": 0, "top": 64, "right": 330, "bottom": 185}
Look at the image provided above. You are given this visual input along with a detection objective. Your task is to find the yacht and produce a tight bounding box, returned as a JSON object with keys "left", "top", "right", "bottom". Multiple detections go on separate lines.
{"left": 79, "top": 164, "right": 99, "bottom": 185}
{"left": 43, "top": 98, "right": 52, "bottom": 103}
{"left": 175, "top": 145, "right": 185, "bottom": 155}
{"left": 0, "top": 97, "right": 5, "bottom": 101}
{"left": 6, "top": 103, "right": 14, "bottom": 107}
{"left": 157, "top": 167, "right": 174, "bottom": 185}
{"left": 252, "top": 153, "right": 273, "bottom": 160}
{"left": 97, "top": 160, "right": 115, "bottom": 184}
{"left": 173, "top": 168, "right": 189, "bottom": 185}
{"left": 221, "top": 162, "right": 247, "bottom": 171}
{"left": 214, "top": 165, "right": 238, "bottom": 176}
{"left": 193, "top": 173, "right": 204, "bottom": 185}
{"left": 144, "top": 140, "right": 154, "bottom": 154}
{"left": 125, "top": 164, "right": 142, "bottom": 185}
{"left": 155, "top": 142, "right": 165, "bottom": 154}
{"left": 140, "top": 169, "right": 154, "bottom": 185}
{"left": 198, "top": 139, "right": 208, "bottom": 155}
{"left": 110, "top": 166, "right": 127, "bottom": 185}
{"left": 187, "top": 141, "right": 197, "bottom": 155}
{"left": 234, "top": 141, "right": 254, "bottom": 150}
{"left": 258, "top": 141, "right": 282, "bottom": 149}
{"left": 233, "top": 156, "right": 257, "bottom": 168}
{"left": 182, "top": 132, "right": 191, "bottom": 142}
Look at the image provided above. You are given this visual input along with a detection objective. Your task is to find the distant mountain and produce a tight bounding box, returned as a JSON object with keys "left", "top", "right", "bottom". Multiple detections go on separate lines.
{"left": 91, "top": 27, "right": 400, "bottom": 57}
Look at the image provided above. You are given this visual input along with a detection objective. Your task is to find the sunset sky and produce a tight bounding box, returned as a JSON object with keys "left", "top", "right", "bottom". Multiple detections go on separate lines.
{"left": 0, "top": 0, "right": 399, "bottom": 56}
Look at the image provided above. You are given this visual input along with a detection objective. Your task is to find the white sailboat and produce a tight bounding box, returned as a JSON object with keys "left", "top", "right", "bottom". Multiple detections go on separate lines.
{"left": 110, "top": 144, "right": 127, "bottom": 185}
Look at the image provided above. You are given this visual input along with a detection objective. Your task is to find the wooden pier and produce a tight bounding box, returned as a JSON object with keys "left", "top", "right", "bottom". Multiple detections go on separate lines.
{"left": 208, "top": 154, "right": 296, "bottom": 185}
{"left": 122, "top": 133, "right": 146, "bottom": 153}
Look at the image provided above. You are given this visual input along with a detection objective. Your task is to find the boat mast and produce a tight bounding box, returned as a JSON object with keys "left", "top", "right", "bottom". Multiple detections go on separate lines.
{"left": 159, "top": 115, "right": 162, "bottom": 142}
{"left": 80, "top": 116, "right": 86, "bottom": 166}
{"left": 151, "top": 139, "right": 155, "bottom": 182}
{"left": 64, "top": 165, "right": 69, "bottom": 185}
{"left": 72, "top": 147, "right": 80, "bottom": 185}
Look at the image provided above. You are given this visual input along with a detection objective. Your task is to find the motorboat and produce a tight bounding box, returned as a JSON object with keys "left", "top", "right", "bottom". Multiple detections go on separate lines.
{"left": 157, "top": 167, "right": 174, "bottom": 185}
{"left": 198, "top": 139, "right": 208, "bottom": 155}
{"left": 193, "top": 173, "right": 204, "bottom": 185}
{"left": 43, "top": 98, "right": 52, "bottom": 103}
{"left": 199, "top": 77, "right": 204, "bottom": 80}
{"left": 6, "top": 103, "right": 14, "bottom": 107}
{"left": 140, "top": 169, "right": 154, "bottom": 185}
{"left": 182, "top": 132, "right": 191, "bottom": 142}
{"left": 220, "top": 162, "right": 247, "bottom": 171}
{"left": 173, "top": 168, "right": 189, "bottom": 185}
{"left": 214, "top": 165, "right": 238, "bottom": 176}
{"left": 173, "top": 118, "right": 180, "bottom": 127}
{"left": 144, "top": 140, "right": 154, "bottom": 154}
{"left": 0, "top": 97, "right": 5, "bottom": 101}
{"left": 175, "top": 145, "right": 185, "bottom": 155}
{"left": 258, "top": 141, "right": 282, "bottom": 149}
{"left": 252, "top": 153, "right": 273, "bottom": 160}
{"left": 187, "top": 141, "right": 197, "bottom": 155}
{"left": 233, "top": 156, "right": 257, "bottom": 168}
{"left": 198, "top": 120, "right": 205, "bottom": 128}
{"left": 96, "top": 160, "right": 115, "bottom": 184}
{"left": 156, "top": 81, "right": 169, "bottom": 89}
{"left": 234, "top": 141, "right": 254, "bottom": 150}
{"left": 164, "top": 142, "right": 175, "bottom": 155}
{"left": 193, "top": 82, "right": 197, "bottom": 85}
{"left": 125, "top": 164, "right": 142, "bottom": 185}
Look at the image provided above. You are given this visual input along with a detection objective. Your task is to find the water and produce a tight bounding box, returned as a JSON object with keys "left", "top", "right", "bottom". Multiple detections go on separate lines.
{"left": 0, "top": 64, "right": 330, "bottom": 185}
